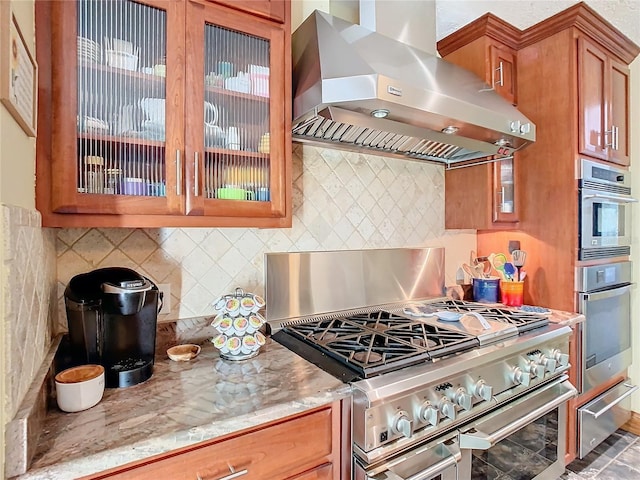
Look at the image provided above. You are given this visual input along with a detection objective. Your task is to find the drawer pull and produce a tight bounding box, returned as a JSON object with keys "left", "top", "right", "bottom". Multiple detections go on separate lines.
{"left": 582, "top": 383, "right": 639, "bottom": 419}
{"left": 197, "top": 464, "right": 248, "bottom": 480}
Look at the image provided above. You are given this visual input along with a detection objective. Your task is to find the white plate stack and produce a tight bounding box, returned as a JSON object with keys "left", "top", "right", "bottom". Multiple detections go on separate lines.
{"left": 77, "top": 36, "right": 102, "bottom": 64}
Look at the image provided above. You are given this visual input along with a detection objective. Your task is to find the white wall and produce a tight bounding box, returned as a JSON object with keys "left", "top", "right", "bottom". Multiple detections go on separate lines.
{"left": 0, "top": 2, "right": 37, "bottom": 477}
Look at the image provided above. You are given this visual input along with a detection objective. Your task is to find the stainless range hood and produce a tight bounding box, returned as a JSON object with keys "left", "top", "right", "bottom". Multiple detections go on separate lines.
{"left": 292, "top": 10, "right": 536, "bottom": 168}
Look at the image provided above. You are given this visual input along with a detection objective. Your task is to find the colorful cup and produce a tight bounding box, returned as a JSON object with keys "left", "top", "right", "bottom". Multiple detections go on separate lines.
{"left": 217, "top": 187, "right": 254, "bottom": 200}
{"left": 500, "top": 281, "right": 525, "bottom": 307}
{"left": 472, "top": 277, "right": 500, "bottom": 303}
{"left": 256, "top": 187, "right": 270, "bottom": 202}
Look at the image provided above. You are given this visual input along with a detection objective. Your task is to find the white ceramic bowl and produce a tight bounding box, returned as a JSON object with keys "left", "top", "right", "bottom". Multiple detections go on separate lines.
{"left": 55, "top": 365, "right": 105, "bottom": 413}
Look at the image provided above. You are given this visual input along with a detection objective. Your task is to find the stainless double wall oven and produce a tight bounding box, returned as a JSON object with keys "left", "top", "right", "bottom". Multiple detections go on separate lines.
{"left": 576, "top": 158, "right": 638, "bottom": 459}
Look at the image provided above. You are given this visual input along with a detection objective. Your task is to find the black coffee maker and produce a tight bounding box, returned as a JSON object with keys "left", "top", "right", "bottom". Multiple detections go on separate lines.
{"left": 64, "top": 267, "right": 162, "bottom": 388}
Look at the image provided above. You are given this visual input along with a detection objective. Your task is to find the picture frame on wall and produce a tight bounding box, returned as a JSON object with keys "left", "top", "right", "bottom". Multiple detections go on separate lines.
{"left": 0, "top": 1, "right": 37, "bottom": 137}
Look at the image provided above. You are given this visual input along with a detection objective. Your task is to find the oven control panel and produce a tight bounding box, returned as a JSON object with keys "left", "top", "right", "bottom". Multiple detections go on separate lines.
{"left": 351, "top": 334, "right": 570, "bottom": 453}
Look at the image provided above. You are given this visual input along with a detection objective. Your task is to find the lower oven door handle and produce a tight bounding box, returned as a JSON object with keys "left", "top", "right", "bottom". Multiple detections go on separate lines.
{"left": 582, "top": 383, "right": 639, "bottom": 419}
{"left": 581, "top": 284, "right": 632, "bottom": 302}
{"left": 459, "top": 379, "right": 577, "bottom": 450}
{"left": 371, "top": 442, "right": 461, "bottom": 480}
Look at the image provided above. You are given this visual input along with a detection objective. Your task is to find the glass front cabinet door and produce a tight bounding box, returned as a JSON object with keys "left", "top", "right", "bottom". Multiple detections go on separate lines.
{"left": 493, "top": 158, "right": 518, "bottom": 223}
{"left": 46, "top": 0, "right": 290, "bottom": 226}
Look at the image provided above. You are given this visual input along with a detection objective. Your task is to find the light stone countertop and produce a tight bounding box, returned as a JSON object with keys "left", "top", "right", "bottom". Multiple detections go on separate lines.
{"left": 546, "top": 309, "right": 585, "bottom": 328}
{"left": 16, "top": 340, "right": 350, "bottom": 480}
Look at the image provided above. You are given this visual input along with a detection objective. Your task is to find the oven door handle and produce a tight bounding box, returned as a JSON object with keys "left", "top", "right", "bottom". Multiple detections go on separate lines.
{"left": 370, "top": 442, "right": 461, "bottom": 480}
{"left": 581, "top": 284, "right": 633, "bottom": 302}
{"left": 582, "top": 383, "right": 639, "bottom": 419}
{"left": 459, "top": 378, "right": 577, "bottom": 450}
{"left": 581, "top": 193, "right": 639, "bottom": 204}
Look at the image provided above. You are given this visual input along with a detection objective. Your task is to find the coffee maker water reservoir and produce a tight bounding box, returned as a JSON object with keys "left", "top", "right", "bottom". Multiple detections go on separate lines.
{"left": 64, "top": 267, "right": 162, "bottom": 388}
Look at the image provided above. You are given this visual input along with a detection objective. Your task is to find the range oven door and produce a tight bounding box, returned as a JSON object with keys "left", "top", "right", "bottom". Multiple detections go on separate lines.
{"left": 354, "top": 432, "right": 465, "bottom": 480}
{"left": 458, "top": 377, "right": 576, "bottom": 480}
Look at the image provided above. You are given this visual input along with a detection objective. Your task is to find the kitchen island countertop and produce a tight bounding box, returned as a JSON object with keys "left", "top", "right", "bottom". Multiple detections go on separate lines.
{"left": 15, "top": 340, "right": 350, "bottom": 480}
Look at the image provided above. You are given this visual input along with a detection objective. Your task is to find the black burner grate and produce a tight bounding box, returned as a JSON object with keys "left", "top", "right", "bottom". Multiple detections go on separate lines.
{"left": 284, "top": 310, "right": 479, "bottom": 378}
{"left": 424, "top": 299, "right": 549, "bottom": 333}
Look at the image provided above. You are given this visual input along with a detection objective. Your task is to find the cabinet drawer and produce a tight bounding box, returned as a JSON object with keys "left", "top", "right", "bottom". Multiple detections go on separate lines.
{"left": 578, "top": 380, "right": 636, "bottom": 458}
{"left": 95, "top": 407, "right": 334, "bottom": 479}
{"left": 287, "top": 463, "right": 333, "bottom": 480}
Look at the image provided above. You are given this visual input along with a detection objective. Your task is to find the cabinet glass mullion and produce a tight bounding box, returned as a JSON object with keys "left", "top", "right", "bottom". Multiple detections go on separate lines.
{"left": 202, "top": 22, "right": 271, "bottom": 202}
{"left": 77, "top": 0, "right": 168, "bottom": 198}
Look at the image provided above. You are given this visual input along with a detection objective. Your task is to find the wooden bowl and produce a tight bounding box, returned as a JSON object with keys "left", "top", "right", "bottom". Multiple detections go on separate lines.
{"left": 167, "top": 344, "right": 201, "bottom": 362}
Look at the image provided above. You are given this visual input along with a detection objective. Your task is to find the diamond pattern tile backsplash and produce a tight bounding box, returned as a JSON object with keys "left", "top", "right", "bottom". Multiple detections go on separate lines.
{"left": 55, "top": 145, "right": 475, "bottom": 332}
{"left": 2, "top": 205, "right": 56, "bottom": 419}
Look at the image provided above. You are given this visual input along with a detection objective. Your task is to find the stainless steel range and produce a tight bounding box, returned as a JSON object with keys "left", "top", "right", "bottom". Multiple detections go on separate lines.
{"left": 266, "top": 248, "right": 577, "bottom": 480}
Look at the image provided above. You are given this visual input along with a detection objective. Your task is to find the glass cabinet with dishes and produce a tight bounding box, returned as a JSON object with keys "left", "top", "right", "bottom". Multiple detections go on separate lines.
{"left": 37, "top": 0, "right": 291, "bottom": 227}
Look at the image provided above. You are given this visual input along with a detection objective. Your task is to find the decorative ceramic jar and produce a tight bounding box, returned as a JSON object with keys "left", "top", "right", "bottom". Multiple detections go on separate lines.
{"left": 211, "top": 288, "right": 266, "bottom": 361}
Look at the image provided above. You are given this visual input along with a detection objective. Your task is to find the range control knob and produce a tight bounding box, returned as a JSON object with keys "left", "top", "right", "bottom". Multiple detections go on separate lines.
{"left": 391, "top": 411, "right": 413, "bottom": 438}
{"left": 536, "top": 354, "right": 558, "bottom": 373}
{"left": 418, "top": 402, "right": 439, "bottom": 426}
{"left": 511, "top": 366, "right": 532, "bottom": 387}
{"left": 439, "top": 397, "right": 456, "bottom": 421}
{"left": 526, "top": 360, "right": 546, "bottom": 379}
{"left": 551, "top": 349, "right": 570, "bottom": 367}
{"left": 454, "top": 387, "right": 473, "bottom": 411}
{"left": 473, "top": 380, "right": 494, "bottom": 402}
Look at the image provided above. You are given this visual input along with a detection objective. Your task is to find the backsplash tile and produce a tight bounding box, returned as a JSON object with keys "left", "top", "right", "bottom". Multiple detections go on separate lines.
{"left": 55, "top": 145, "right": 475, "bottom": 332}
{"left": 1, "top": 205, "right": 56, "bottom": 419}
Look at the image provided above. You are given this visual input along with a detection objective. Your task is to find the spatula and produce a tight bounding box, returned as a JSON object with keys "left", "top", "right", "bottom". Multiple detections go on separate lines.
{"left": 511, "top": 250, "right": 527, "bottom": 281}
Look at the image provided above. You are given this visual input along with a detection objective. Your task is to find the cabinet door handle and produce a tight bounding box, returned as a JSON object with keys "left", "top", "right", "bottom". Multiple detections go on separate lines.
{"left": 494, "top": 61, "right": 504, "bottom": 87}
{"left": 196, "top": 466, "right": 248, "bottom": 480}
{"left": 176, "top": 150, "right": 182, "bottom": 196}
{"left": 605, "top": 128, "right": 614, "bottom": 149}
{"left": 194, "top": 152, "right": 200, "bottom": 197}
{"left": 613, "top": 125, "right": 619, "bottom": 151}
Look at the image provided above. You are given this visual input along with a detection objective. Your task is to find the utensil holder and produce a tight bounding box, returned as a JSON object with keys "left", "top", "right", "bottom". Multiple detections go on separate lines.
{"left": 472, "top": 277, "right": 500, "bottom": 303}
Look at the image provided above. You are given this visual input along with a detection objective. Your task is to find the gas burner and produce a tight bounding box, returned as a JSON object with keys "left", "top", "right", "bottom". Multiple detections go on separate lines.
{"left": 410, "top": 337, "right": 437, "bottom": 348}
{"left": 312, "top": 331, "right": 337, "bottom": 342}
{"left": 354, "top": 351, "right": 383, "bottom": 363}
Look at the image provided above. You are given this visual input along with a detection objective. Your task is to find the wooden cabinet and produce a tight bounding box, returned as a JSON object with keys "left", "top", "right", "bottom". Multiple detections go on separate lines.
{"left": 489, "top": 45, "right": 516, "bottom": 105}
{"left": 578, "top": 37, "right": 631, "bottom": 166}
{"left": 438, "top": 14, "right": 521, "bottom": 230}
{"left": 84, "top": 402, "right": 342, "bottom": 480}
{"left": 468, "top": 3, "right": 638, "bottom": 464}
{"left": 35, "top": 0, "right": 291, "bottom": 228}
{"left": 206, "top": 0, "right": 286, "bottom": 23}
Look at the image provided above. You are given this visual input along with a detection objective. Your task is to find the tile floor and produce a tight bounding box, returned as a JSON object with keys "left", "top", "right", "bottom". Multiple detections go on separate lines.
{"left": 561, "top": 429, "right": 640, "bottom": 479}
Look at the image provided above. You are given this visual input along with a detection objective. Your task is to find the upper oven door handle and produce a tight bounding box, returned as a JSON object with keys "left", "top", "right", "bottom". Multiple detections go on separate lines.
{"left": 581, "top": 192, "right": 639, "bottom": 204}
{"left": 582, "top": 284, "right": 633, "bottom": 302}
{"left": 459, "top": 378, "right": 577, "bottom": 450}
